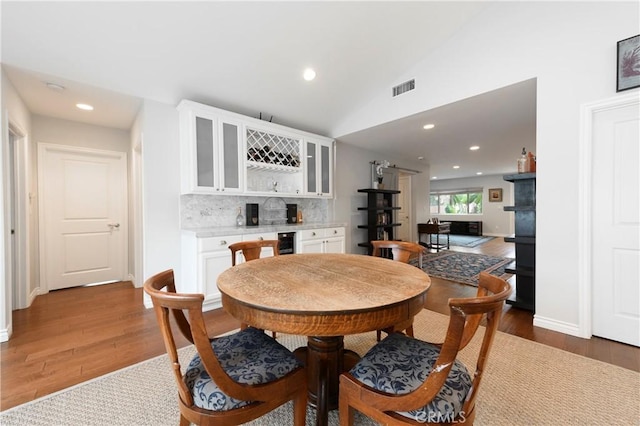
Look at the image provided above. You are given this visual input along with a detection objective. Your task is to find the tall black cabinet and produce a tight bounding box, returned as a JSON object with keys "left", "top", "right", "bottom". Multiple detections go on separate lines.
{"left": 503, "top": 172, "right": 536, "bottom": 311}
{"left": 357, "top": 188, "right": 401, "bottom": 254}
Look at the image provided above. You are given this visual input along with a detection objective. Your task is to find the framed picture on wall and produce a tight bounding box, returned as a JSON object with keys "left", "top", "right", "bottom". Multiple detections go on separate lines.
{"left": 488, "top": 188, "right": 503, "bottom": 202}
{"left": 617, "top": 34, "right": 640, "bottom": 92}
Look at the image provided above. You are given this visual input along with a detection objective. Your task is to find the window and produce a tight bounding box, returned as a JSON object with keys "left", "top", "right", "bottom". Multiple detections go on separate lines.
{"left": 430, "top": 189, "right": 483, "bottom": 214}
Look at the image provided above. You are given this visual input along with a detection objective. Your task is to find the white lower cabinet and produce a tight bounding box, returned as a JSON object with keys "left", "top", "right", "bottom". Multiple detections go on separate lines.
{"left": 297, "top": 227, "right": 345, "bottom": 254}
{"left": 183, "top": 227, "right": 344, "bottom": 311}
{"left": 182, "top": 232, "right": 279, "bottom": 311}
{"left": 182, "top": 234, "right": 242, "bottom": 311}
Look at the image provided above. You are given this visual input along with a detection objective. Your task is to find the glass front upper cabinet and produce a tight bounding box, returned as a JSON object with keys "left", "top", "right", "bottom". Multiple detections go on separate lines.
{"left": 305, "top": 139, "right": 333, "bottom": 197}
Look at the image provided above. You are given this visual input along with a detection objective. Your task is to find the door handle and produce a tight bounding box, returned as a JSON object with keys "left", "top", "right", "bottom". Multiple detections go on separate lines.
{"left": 108, "top": 223, "right": 120, "bottom": 230}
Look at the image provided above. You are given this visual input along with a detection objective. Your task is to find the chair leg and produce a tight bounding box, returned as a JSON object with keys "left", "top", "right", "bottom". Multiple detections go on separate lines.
{"left": 378, "top": 321, "right": 413, "bottom": 342}
{"left": 405, "top": 324, "right": 414, "bottom": 338}
{"left": 339, "top": 393, "right": 355, "bottom": 426}
{"left": 272, "top": 331, "right": 277, "bottom": 339}
{"left": 179, "top": 414, "right": 190, "bottom": 426}
{"left": 293, "top": 390, "right": 308, "bottom": 426}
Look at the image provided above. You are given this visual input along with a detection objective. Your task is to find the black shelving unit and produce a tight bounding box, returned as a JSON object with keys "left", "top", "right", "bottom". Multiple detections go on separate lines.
{"left": 503, "top": 172, "right": 536, "bottom": 311}
{"left": 357, "top": 188, "right": 401, "bottom": 254}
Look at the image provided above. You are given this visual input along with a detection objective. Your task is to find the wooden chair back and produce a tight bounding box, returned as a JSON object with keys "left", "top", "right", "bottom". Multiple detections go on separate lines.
{"left": 229, "top": 239, "right": 280, "bottom": 337}
{"left": 371, "top": 240, "right": 424, "bottom": 268}
{"left": 229, "top": 239, "right": 280, "bottom": 266}
{"left": 339, "top": 272, "right": 512, "bottom": 425}
{"left": 439, "top": 272, "right": 512, "bottom": 420}
{"left": 370, "top": 240, "right": 425, "bottom": 340}
{"left": 144, "top": 269, "right": 307, "bottom": 425}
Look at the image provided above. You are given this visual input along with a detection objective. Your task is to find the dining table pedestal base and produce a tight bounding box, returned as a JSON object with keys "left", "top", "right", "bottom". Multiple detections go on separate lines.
{"left": 293, "top": 336, "right": 361, "bottom": 426}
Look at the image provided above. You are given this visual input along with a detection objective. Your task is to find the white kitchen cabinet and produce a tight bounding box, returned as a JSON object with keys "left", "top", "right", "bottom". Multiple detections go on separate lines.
{"left": 245, "top": 124, "right": 304, "bottom": 196}
{"left": 179, "top": 102, "right": 243, "bottom": 194}
{"left": 182, "top": 231, "right": 282, "bottom": 311}
{"left": 297, "top": 227, "right": 345, "bottom": 254}
{"left": 182, "top": 234, "right": 242, "bottom": 311}
{"left": 179, "top": 99, "right": 335, "bottom": 198}
{"left": 304, "top": 138, "right": 334, "bottom": 197}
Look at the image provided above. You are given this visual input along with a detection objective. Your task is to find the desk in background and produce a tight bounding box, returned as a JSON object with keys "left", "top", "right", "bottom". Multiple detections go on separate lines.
{"left": 418, "top": 222, "right": 450, "bottom": 252}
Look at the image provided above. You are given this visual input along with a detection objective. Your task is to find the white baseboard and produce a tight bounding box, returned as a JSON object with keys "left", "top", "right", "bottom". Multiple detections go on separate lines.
{"left": 0, "top": 323, "right": 12, "bottom": 342}
{"left": 533, "top": 314, "right": 589, "bottom": 339}
{"left": 203, "top": 298, "right": 222, "bottom": 312}
{"left": 28, "top": 287, "right": 40, "bottom": 307}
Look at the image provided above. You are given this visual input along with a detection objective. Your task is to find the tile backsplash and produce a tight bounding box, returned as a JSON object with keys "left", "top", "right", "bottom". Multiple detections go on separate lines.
{"left": 181, "top": 194, "right": 330, "bottom": 229}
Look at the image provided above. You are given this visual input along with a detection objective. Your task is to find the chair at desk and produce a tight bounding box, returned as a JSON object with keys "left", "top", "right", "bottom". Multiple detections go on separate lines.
{"left": 418, "top": 221, "right": 451, "bottom": 252}
{"left": 144, "top": 269, "right": 307, "bottom": 426}
{"left": 370, "top": 240, "right": 425, "bottom": 341}
{"left": 229, "top": 239, "right": 280, "bottom": 337}
{"left": 339, "top": 272, "right": 512, "bottom": 425}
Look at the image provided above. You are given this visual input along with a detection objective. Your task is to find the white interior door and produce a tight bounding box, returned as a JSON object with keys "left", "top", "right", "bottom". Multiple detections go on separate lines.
{"left": 39, "top": 144, "right": 127, "bottom": 291}
{"left": 397, "top": 174, "right": 411, "bottom": 242}
{"left": 591, "top": 97, "right": 639, "bottom": 346}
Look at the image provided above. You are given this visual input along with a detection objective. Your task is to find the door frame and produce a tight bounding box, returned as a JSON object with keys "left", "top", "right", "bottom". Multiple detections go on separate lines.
{"left": 7, "top": 120, "right": 30, "bottom": 310}
{"left": 397, "top": 173, "right": 413, "bottom": 242}
{"left": 578, "top": 91, "right": 639, "bottom": 339}
{"left": 37, "top": 143, "right": 128, "bottom": 293}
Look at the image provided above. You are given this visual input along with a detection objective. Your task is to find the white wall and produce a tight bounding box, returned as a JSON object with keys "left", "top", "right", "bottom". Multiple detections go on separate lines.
{"left": 139, "top": 100, "right": 181, "bottom": 283}
{"left": 1, "top": 70, "right": 32, "bottom": 341}
{"left": 32, "top": 115, "right": 130, "bottom": 152}
{"left": 129, "top": 116, "right": 143, "bottom": 287}
{"left": 332, "top": 141, "right": 430, "bottom": 254}
{"left": 332, "top": 1, "right": 640, "bottom": 336}
{"left": 429, "top": 174, "right": 513, "bottom": 236}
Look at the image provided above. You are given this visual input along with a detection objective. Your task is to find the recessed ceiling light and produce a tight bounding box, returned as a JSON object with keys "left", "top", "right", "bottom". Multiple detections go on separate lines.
{"left": 76, "top": 103, "right": 94, "bottom": 111}
{"left": 423, "top": 124, "right": 435, "bottom": 130}
{"left": 453, "top": 165, "right": 460, "bottom": 169}
{"left": 476, "top": 172, "right": 483, "bottom": 175}
{"left": 469, "top": 145, "right": 480, "bottom": 151}
{"left": 303, "top": 68, "right": 316, "bottom": 81}
{"left": 417, "top": 156, "right": 424, "bottom": 160}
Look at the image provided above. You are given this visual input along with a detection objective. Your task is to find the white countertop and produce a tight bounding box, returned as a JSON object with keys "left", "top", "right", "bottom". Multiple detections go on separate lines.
{"left": 183, "top": 222, "right": 348, "bottom": 238}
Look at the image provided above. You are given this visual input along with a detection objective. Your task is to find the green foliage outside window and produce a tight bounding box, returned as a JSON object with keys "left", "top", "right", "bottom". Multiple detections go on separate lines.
{"left": 430, "top": 190, "right": 483, "bottom": 214}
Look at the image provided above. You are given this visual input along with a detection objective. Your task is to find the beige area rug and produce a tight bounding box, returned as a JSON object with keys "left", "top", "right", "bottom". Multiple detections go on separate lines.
{"left": 1, "top": 310, "right": 638, "bottom": 425}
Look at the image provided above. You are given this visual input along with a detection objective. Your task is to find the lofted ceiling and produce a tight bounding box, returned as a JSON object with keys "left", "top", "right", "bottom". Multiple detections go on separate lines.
{"left": 1, "top": 1, "right": 535, "bottom": 180}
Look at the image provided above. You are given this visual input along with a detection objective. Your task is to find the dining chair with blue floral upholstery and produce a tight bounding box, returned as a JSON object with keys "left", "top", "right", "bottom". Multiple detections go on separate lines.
{"left": 144, "top": 269, "right": 307, "bottom": 426}
{"left": 339, "top": 272, "right": 511, "bottom": 425}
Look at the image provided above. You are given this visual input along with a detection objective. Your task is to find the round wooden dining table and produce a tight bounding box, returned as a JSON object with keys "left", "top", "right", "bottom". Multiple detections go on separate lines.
{"left": 217, "top": 253, "right": 431, "bottom": 426}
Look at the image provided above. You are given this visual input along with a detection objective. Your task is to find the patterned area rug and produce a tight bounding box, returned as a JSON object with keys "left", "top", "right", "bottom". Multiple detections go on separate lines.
{"left": 415, "top": 250, "right": 513, "bottom": 287}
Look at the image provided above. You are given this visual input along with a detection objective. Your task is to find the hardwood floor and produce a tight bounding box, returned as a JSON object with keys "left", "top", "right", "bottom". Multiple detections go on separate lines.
{"left": 2, "top": 237, "right": 638, "bottom": 411}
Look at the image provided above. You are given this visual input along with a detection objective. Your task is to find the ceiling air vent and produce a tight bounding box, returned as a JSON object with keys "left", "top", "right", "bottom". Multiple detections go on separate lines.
{"left": 392, "top": 79, "right": 415, "bottom": 97}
